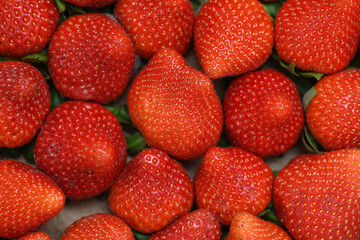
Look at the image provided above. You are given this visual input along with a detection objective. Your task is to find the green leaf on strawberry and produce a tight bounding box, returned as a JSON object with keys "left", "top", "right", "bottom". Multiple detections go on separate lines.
{"left": 21, "top": 53, "right": 48, "bottom": 63}
{"left": 132, "top": 230, "right": 151, "bottom": 240}
{"left": 55, "top": 0, "right": 67, "bottom": 13}
{"left": 302, "top": 125, "right": 324, "bottom": 153}
{"left": 261, "top": 1, "right": 283, "bottom": 19}
{"left": 126, "top": 132, "right": 149, "bottom": 154}
{"left": 105, "top": 105, "right": 133, "bottom": 126}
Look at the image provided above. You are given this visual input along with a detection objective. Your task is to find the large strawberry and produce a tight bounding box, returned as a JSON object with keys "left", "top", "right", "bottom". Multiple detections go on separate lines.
{"left": 0, "top": 61, "right": 51, "bottom": 148}
{"left": 127, "top": 48, "right": 223, "bottom": 160}
{"left": 194, "top": 0, "right": 274, "bottom": 79}
{"left": 34, "top": 100, "right": 127, "bottom": 199}
{"left": 0, "top": 160, "right": 65, "bottom": 239}
{"left": 48, "top": 13, "right": 135, "bottom": 104}
{"left": 275, "top": 0, "right": 360, "bottom": 74}
{"left": 62, "top": 0, "right": 117, "bottom": 7}
{"left": 109, "top": 148, "right": 194, "bottom": 233}
{"left": 273, "top": 149, "right": 360, "bottom": 240}
{"left": 16, "top": 232, "right": 51, "bottom": 240}
{"left": 194, "top": 146, "right": 274, "bottom": 225}
{"left": 114, "top": 0, "right": 195, "bottom": 59}
{"left": 224, "top": 69, "right": 304, "bottom": 157}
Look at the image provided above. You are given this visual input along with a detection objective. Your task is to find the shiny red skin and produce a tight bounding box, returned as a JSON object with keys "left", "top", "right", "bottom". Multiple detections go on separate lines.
{"left": 16, "top": 232, "right": 51, "bottom": 240}
{"left": 62, "top": 0, "right": 116, "bottom": 7}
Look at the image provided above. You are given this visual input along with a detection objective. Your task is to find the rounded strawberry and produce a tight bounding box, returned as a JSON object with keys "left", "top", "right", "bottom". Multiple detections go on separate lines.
{"left": 62, "top": 0, "right": 117, "bottom": 7}
{"left": 194, "top": 0, "right": 274, "bottom": 79}
{"left": 194, "top": 146, "right": 274, "bottom": 225}
{"left": 48, "top": 13, "right": 135, "bottom": 104}
{"left": 34, "top": 100, "right": 127, "bottom": 199}
{"left": 0, "top": 160, "right": 65, "bottom": 239}
{"left": 16, "top": 232, "right": 51, "bottom": 240}
{"left": 114, "top": 0, "right": 195, "bottom": 59}
{"left": 0, "top": 61, "right": 51, "bottom": 148}
{"left": 109, "top": 148, "right": 194, "bottom": 233}
{"left": 224, "top": 69, "right": 304, "bottom": 157}
{"left": 275, "top": 0, "right": 360, "bottom": 74}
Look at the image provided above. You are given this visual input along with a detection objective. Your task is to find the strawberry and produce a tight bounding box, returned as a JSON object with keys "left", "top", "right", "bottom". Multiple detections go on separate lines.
{"left": 194, "top": 146, "right": 274, "bottom": 225}
{"left": 273, "top": 149, "right": 360, "bottom": 240}
{"left": 16, "top": 232, "right": 51, "bottom": 240}
{"left": 224, "top": 69, "right": 304, "bottom": 157}
{"left": 114, "top": 0, "right": 195, "bottom": 59}
{"left": 109, "top": 148, "right": 194, "bottom": 233}
{"left": 60, "top": 213, "right": 135, "bottom": 240}
{"left": 62, "top": 0, "right": 117, "bottom": 8}
{"left": 194, "top": 0, "right": 274, "bottom": 79}
{"left": 225, "top": 212, "right": 292, "bottom": 240}
{"left": 0, "top": 61, "right": 51, "bottom": 148}
{"left": 306, "top": 69, "right": 360, "bottom": 151}
{"left": 48, "top": 13, "right": 135, "bottom": 104}
{"left": 0, "top": 160, "right": 65, "bottom": 239}
{"left": 148, "top": 209, "right": 221, "bottom": 240}
{"left": 127, "top": 48, "right": 223, "bottom": 160}
{"left": 34, "top": 100, "right": 127, "bottom": 199}
{"left": 275, "top": 0, "right": 360, "bottom": 74}
{"left": 0, "top": 0, "right": 59, "bottom": 58}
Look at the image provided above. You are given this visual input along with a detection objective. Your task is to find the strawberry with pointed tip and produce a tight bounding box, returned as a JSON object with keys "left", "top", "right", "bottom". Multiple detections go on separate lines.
{"left": 16, "top": 232, "right": 51, "bottom": 240}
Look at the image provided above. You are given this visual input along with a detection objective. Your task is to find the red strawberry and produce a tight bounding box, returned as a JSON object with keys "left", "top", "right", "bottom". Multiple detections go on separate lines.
{"left": 62, "top": 0, "right": 117, "bottom": 7}
{"left": 306, "top": 69, "right": 360, "bottom": 150}
{"left": 194, "top": 146, "right": 274, "bottom": 225}
{"left": 127, "top": 48, "right": 223, "bottom": 160}
{"left": 109, "top": 148, "right": 194, "bottom": 233}
{"left": 60, "top": 213, "right": 135, "bottom": 240}
{"left": 194, "top": 0, "right": 274, "bottom": 79}
{"left": 0, "top": 61, "right": 51, "bottom": 148}
{"left": 34, "top": 100, "right": 127, "bottom": 199}
{"left": 225, "top": 212, "right": 292, "bottom": 240}
{"left": 273, "top": 149, "right": 360, "bottom": 240}
{"left": 114, "top": 0, "right": 195, "bottom": 59}
{"left": 16, "top": 232, "right": 51, "bottom": 240}
{"left": 275, "top": 0, "right": 360, "bottom": 74}
{"left": 48, "top": 13, "right": 135, "bottom": 104}
{"left": 224, "top": 69, "right": 304, "bottom": 157}
{"left": 0, "top": 160, "right": 65, "bottom": 239}
{"left": 0, "top": 0, "right": 59, "bottom": 57}
{"left": 148, "top": 209, "right": 221, "bottom": 240}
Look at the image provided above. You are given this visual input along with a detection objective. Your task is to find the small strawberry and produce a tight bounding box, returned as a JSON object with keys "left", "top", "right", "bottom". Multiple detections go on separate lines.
{"left": 34, "top": 100, "right": 127, "bottom": 199}
{"left": 0, "top": 160, "right": 65, "bottom": 239}
{"left": 148, "top": 209, "right": 221, "bottom": 240}
{"left": 224, "top": 69, "right": 304, "bottom": 157}
{"left": 194, "top": 146, "right": 274, "bottom": 225}
{"left": 16, "top": 232, "right": 51, "bottom": 240}
{"left": 48, "top": 13, "right": 135, "bottom": 104}
{"left": 194, "top": 0, "right": 274, "bottom": 79}
{"left": 114, "top": 0, "right": 195, "bottom": 59}
{"left": 273, "top": 149, "right": 360, "bottom": 240}
{"left": 275, "top": 0, "right": 360, "bottom": 74}
{"left": 127, "top": 48, "right": 223, "bottom": 160}
{"left": 0, "top": 61, "right": 51, "bottom": 148}
{"left": 62, "top": 0, "right": 117, "bottom": 7}
{"left": 109, "top": 148, "right": 194, "bottom": 233}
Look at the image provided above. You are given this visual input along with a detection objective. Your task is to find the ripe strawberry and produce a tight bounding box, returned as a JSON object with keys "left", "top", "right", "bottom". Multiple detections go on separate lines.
{"left": 62, "top": 0, "right": 117, "bottom": 7}
{"left": 194, "top": 146, "right": 274, "bottom": 225}
{"left": 225, "top": 212, "right": 292, "bottom": 240}
{"left": 0, "top": 0, "right": 59, "bottom": 58}
{"left": 224, "top": 69, "right": 304, "bottom": 157}
{"left": 16, "top": 232, "right": 51, "bottom": 240}
{"left": 148, "top": 209, "right": 221, "bottom": 240}
{"left": 34, "top": 100, "right": 127, "bottom": 199}
{"left": 109, "top": 148, "right": 194, "bottom": 233}
{"left": 127, "top": 48, "right": 223, "bottom": 160}
{"left": 275, "top": 0, "right": 360, "bottom": 74}
{"left": 273, "top": 149, "right": 360, "bottom": 240}
{"left": 0, "top": 160, "right": 65, "bottom": 239}
{"left": 0, "top": 61, "right": 51, "bottom": 148}
{"left": 114, "top": 0, "right": 195, "bottom": 59}
{"left": 306, "top": 69, "right": 360, "bottom": 150}
{"left": 60, "top": 213, "right": 135, "bottom": 240}
{"left": 194, "top": 0, "right": 274, "bottom": 79}
{"left": 48, "top": 13, "right": 135, "bottom": 104}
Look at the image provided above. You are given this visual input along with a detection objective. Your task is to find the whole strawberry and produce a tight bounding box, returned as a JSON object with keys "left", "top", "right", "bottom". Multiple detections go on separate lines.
{"left": 48, "top": 13, "right": 134, "bottom": 104}
{"left": 34, "top": 101, "right": 127, "bottom": 199}
{"left": 224, "top": 69, "right": 304, "bottom": 157}
{"left": 0, "top": 61, "right": 51, "bottom": 148}
{"left": 60, "top": 213, "right": 135, "bottom": 240}
{"left": 114, "top": 0, "right": 195, "bottom": 59}
{"left": 109, "top": 148, "right": 194, "bottom": 233}
{"left": 16, "top": 232, "right": 51, "bottom": 240}
{"left": 0, "top": 0, "right": 59, "bottom": 57}
{"left": 62, "top": 0, "right": 117, "bottom": 7}
{"left": 273, "top": 149, "right": 360, "bottom": 240}
{"left": 194, "top": 0, "right": 274, "bottom": 79}
{"left": 275, "top": 0, "right": 360, "bottom": 74}
{"left": 0, "top": 160, "right": 65, "bottom": 239}
{"left": 194, "top": 146, "right": 274, "bottom": 225}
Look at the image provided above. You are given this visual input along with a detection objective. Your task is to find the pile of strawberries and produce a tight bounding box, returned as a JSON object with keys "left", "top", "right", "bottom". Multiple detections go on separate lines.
{"left": 0, "top": 0, "right": 360, "bottom": 239}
